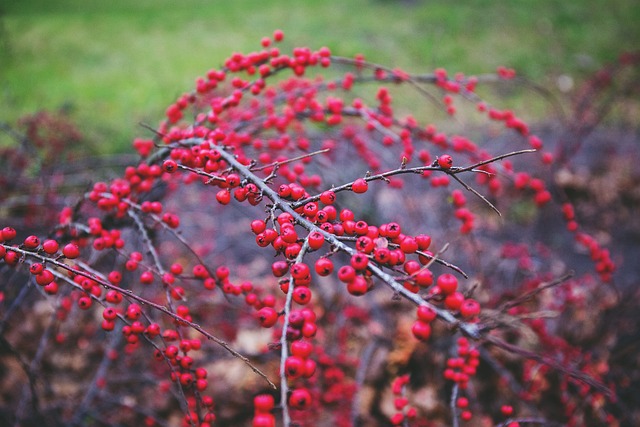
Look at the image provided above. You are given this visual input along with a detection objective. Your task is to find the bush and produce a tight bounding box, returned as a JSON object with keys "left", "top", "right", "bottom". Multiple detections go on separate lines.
{"left": 1, "top": 32, "right": 636, "bottom": 427}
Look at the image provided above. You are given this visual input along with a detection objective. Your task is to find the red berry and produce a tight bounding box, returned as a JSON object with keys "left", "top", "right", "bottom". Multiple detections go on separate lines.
{"left": 216, "top": 190, "right": 231, "bottom": 205}
{"left": 1, "top": 227, "right": 17, "bottom": 241}
{"left": 347, "top": 276, "right": 368, "bottom": 296}
{"left": 411, "top": 320, "right": 432, "bottom": 341}
{"left": 350, "top": 252, "right": 369, "bottom": 271}
{"left": 271, "top": 260, "right": 289, "bottom": 277}
{"left": 78, "top": 295, "right": 92, "bottom": 310}
{"left": 140, "top": 271, "right": 154, "bottom": 285}
{"left": 284, "top": 355, "right": 305, "bottom": 378}
{"left": 314, "top": 257, "right": 334, "bottom": 276}
{"left": 292, "top": 287, "right": 312, "bottom": 305}
{"left": 501, "top": 405, "right": 514, "bottom": 416}
{"left": 436, "top": 274, "right": 458, "bottom": 295}
{"left": 437, "top": 154, "right": 453, "bottom": 169}
{"left": 307, "top": 231, "right": 325, "bottom": 250}
{"left": 29, "top": 263, "right": 44, "bottom": 275}
{"left": 103, "top": 307, "right": 118, "bottom": 321}
{"left": 319, "top": 190, "right": 336, "bottom": 205}
{"left": 337, "top": 265, "right": 356, "bottom": 283}
{"left": 273, "top": 29, "right": 284, "bottom": 42}
{"left": 254, "top": 394, "right": 275, "bottom": 412}
{"left": 417, "top": 305, "right": 437, "bottom": 323}
{"left": 415, "top": 269, "right": 434, "bottom": 287}
{"left": 42, "top": 239, "right": 59, "bottom": 254}
{"left": 444, "top": 291, "right": 465, "bottom": 310}
{"left": 251, "top": 219, "right": 267, "bottom": 234}
{"left": 351, "top": 178, "right": 369, "bottom": 194}
{"left": 35, "top": 269, "right": 54, "bottom": 286}
{"left": 162, "top": 159, "right": 178, "bottom": 173}
{"left": 23, "top": 235, "right": 40, "bottom": 250}
{"left": 415, "top": 234, "right": 432, "bottom": 250}
{"left": 459, "top": 299, "right": 481, "bottom": 318}
{"left": 256, "top": 307, "right": 279, "bottom": 328}
{"left": 291, "top": 340, "right": 313, "bottom": 359}
{"left": 253, "top": 414, "right": 275, "bottom": 427}
{"left": 400, "top": 237, "right": 418, "bottom": 254}
{"left": 62, "top": 243, "right": 80, "bottom": 259}
{"left": 105, "top": 290, "right": 123, "bottom": 304}
{"left": 288, "top": 388, "right": 311, "bottom": 410}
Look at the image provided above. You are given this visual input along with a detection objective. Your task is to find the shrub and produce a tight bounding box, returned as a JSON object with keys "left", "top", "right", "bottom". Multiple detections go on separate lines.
{"left": 1, "top": 32, "right": 633, "bottom": 427}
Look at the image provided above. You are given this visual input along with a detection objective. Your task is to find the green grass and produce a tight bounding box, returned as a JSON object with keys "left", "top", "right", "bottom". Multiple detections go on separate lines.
{"left": 1, "top": 0, "right": 638, "bottom": 152}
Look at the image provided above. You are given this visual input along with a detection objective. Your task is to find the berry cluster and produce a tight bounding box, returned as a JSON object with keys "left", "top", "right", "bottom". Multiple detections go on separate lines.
{"left": 0, "top": 31, "right": 624, "bottom": 426}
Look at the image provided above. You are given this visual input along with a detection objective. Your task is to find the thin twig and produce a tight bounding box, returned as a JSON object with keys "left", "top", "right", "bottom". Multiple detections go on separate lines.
{"left": 485, "top": 335, "right": 612, "bottom": 397}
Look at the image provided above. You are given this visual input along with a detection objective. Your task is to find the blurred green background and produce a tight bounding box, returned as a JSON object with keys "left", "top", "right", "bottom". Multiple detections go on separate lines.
{"left": 1, "top": 0, "right": 638, "bottom": 153}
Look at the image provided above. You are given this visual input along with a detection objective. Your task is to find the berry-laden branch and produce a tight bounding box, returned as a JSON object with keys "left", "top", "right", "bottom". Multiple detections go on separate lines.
{"left": 0, "top": 30, "right": 622, "bottom": 427}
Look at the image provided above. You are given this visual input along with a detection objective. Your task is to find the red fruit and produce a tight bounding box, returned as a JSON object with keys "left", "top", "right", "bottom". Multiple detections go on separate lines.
{"left": 337, "top": 265, "right": 356, "bottom": 283}
{"left": 307, "top": 231, "right": 325, "bottom": 250}
{"left": 254, "top": 394, "right": 275, "bottom": 412}
{"left": 140, "top": 271, "right": 154, "bottom": 285}
{"left": 288, "top": 388, "right": 312, "bottom": 410}
{"left": 62, "top": 243, "right": 80, "bottom": 259}
{"left": 350, "top": 252, "right": 369, "bottom": 271}
{"left": 415, "top": 234, "right": 432, "bottom": 250}
{"left": 253, "top": 414, "right": 275, "bottom": 427}
{"left": 351, "top": 178, "right": 369, "bottom": 194}
{"left": 35, "top": 269, "right": 54, "bottom": 286}
{"left": 391, "top": 413, "right": 405, "bottom": 425}
{"left": 162, "top": 159, "right": 178, "bottom": 173}
{"left": 251, "top": 219, "right": 266, "bottom": 234}
{"left": 436, "top": 274, "right": 458, "bottom": 295}
{"left": 102, "top": 319, "right": 115, "bottom": 331}
{"left": 301, "top": 321, "right": 317, "bottom": 338}
{"left": 103, "top": 307, "right": 118, "bottom": 321}
{"left": 444, "top": 291, "right": 465, "bottom": 310}
{"left": 501, "top": 405, "right": 514, "bottom": 416}
{"left": 291, "top": 340, "right": 313, "bottom": 359}
{"left": 4, "top": 250, "right": 20, "bottom": 266}
{"left": 284, "top": 355, "right": 305, "bottom": 378}
{"left": 42, "top": 239, "right": 59, "bottom": 254}
{"left": 126, "top": 304, "right": 142, "bottom": 320}
{"left": 459, "top": 299, "right": 481, "bottom": 318}
{"left": 411, "top": 320, "right": 432, "bottom": 341}
{"left": 23, "top": 235, "right": 40, "bottom": 250}
{"left": 105, "top": 290, "right": 123, "bottom": 304}
{"left": 108, "top": 271, "right": 122, "bottom": 285}
{"left": 292, "top": 287, "right": 312, "bottom": 305}
{"left": 303, "top": 358, "right": 317, "bottom": 377}
{"left": 315, "top": 257, "right": 334, "bottom": 276}
{"left": 1, "top": 227, "right": 17, "bottom": 241}
{"left": 256, "top": 307, "right": 279, "bottom": 328}
{"left": 319, "top": 190, "right": 336, "bottom": 205}
{"left": 290, "top": 263, "right": 310, "bottom": 280}
{"left": 29, "top": 263, "right": 44, "bottom": 275}
{"left": 273, "top": 29, "right": 284, "bottom": 42}
{"left": 437, "top": 154, "right": 453, "bottom": 169}
{"left": 78, "top": 295, "right": 92, "bottom": 310}
{"left": 417, "top": 305, "right": 437, "bottom": 323}
{"left": 216, "top": 189, "right": 231, "bottom": 205}
{"left": 400, "top": 237, "right": 418, "bottom": 254}
{"left": 271, "top": 260, "right": 289, "bottom": 277}
{"left": 347, "top": 276, "right": 368, "bottom": 296}
{"left": 415, "top": 269, "right": 434, "bottom": 287}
